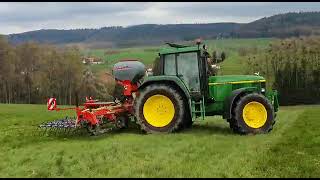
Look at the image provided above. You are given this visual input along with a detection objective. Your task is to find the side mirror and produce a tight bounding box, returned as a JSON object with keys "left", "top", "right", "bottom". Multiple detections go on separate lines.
{"left": 146, "top": 68, "right": 153, "bottom": 76}
{"left": 213, "top": 51, "right": 226, "bottom": 63}
{"left": 220, "top": 52, "right": 226, "bottom": 62}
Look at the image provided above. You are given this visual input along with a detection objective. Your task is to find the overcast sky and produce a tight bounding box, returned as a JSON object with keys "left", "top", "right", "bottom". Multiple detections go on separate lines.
{"left": 1, "top": 2, "right": 320, "bottom": 35}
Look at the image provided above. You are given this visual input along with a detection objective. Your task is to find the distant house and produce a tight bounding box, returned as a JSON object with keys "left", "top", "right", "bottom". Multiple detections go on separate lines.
{"left": 82, "top": 57, "right": 103, "bottom": 65}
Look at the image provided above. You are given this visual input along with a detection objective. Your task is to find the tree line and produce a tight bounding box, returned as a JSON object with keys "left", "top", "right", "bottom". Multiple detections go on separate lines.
{"left": 245, "top": 36, "right": 320, "bottom": 105}
{"left": 0, "top": 36, "right": 112, "bottom": 105}
{"left": 2, "top": 34, "right": 320, "bottom": 106}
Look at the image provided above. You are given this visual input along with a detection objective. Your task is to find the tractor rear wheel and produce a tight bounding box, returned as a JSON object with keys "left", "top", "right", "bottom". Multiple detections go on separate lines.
{"left": 229, "top": 93, "right": 275, "bottom": 134}
{"left": 183, "top": 109, "right": 193, "bottom": 129}
{"left": 134, "top": 84, "right": 185, "bottom": 133}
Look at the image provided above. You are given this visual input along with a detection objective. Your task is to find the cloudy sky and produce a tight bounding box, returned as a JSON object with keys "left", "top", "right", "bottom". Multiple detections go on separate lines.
{"left": 1, "top": 2, "right": 320, "bottom": 35}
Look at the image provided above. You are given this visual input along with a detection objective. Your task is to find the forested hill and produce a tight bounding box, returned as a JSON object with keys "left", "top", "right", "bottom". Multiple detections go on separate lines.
{"left": 6, "top": 12, "right": 320, "bottom": 47}
{"left": 235, "top": 12, "right": 320, "bottom": 38}
{"left": 7, "top": 23, "right": 240, "bottom": 47}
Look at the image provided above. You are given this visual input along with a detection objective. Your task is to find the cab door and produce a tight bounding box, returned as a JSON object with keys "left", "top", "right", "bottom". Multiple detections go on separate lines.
{"left": 162, "top": 51, "right": 203, "bottom": 100}
{"left": 176, "top": 52, "right": 201, "bottom": 94}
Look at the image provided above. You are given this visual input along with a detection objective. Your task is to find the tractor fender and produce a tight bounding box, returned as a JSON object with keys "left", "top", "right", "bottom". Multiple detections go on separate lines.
{"left": 223, "top": 87, "right": 258, "bottom": 119}
{"left": 138, "top": 76, "right": 192, "bottom": 118}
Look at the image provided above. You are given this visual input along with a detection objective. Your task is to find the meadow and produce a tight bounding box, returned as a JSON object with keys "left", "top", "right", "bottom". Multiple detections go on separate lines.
{"left": 0, "top": 104, "right": 319, "bottom": 177}
{"left": 1, "top": 38, "right": 319, "bottom": 178}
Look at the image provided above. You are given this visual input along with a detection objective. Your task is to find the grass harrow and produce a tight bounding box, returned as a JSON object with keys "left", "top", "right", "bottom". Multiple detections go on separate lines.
{"left": 38, "top": 78, "right": 139, "bottom": 137}
{"left": 38, "top": 96, "right": 135, "bottom": 136}
{"left": 38, "top": 116, "right": 79, "bottom": 136}
{"left": 38, "top": 60, "right": 145, "bottom": 137}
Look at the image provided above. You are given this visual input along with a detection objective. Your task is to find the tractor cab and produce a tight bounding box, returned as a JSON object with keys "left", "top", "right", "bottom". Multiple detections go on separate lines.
{"left": 154, "top": 41, "right": 217, "bottom": 101}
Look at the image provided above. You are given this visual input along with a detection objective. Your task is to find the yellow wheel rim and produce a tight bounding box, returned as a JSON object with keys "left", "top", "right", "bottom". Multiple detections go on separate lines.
{"left": 242, "top": 101, "right": 267, "bottom": 128}
{"left": 143, "top": 94, "right": 175, "bottom": 127}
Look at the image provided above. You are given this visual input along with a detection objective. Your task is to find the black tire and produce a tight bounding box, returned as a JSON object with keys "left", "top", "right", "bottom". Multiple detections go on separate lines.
{"left": 183, "top": 109, "right": 193, "bottom": 129}
{"left": 134, "top": 84, "right": 185, "bottom": 133}
{"left": 229, "top": 93, "right": 275, "bottom": 135}
{"left": 178, "top": 97, "right": 193, "bottom": 129}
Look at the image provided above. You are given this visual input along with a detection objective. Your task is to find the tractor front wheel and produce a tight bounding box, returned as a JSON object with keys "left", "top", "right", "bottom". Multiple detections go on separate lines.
{"left": 229, "top": 93, "right": 275, "bottom": 134}
{"left": 134, "top": 84, "right": 185, "bottom": 133}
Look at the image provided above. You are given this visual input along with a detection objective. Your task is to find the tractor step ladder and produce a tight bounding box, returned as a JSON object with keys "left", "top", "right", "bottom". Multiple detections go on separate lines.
{"left": 191, "top": 96, "right": 205, "bottom": 121}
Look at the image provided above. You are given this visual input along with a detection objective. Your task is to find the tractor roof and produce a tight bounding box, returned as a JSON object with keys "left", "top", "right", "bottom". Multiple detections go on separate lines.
{"left": 159, "top": 44, "right": 200, "bottom": 55}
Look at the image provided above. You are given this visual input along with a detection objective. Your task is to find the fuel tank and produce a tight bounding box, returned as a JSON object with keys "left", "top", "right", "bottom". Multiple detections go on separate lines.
{"left": 112, "top": 60, "right": 146, "bottom": 83}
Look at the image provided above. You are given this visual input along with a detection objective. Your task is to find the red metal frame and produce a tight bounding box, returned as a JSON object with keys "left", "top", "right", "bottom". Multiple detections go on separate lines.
{"left": 47, "top": 79, "right": 138, "bottom": 128}
{"left": 116, "top": 80, "right": 138, "bottom": 96}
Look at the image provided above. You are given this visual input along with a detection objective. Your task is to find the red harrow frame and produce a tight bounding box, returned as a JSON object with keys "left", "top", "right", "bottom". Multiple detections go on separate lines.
{"left": 39, "top": 80, "right": 139, "bottom": 136}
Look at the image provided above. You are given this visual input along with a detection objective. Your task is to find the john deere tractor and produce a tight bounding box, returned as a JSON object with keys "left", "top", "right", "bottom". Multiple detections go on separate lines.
{"left": 41, "top": 40, "right": 279, "bottom": 136}
{"left": 133, "top": 41, "right": 279, "bottom": 134}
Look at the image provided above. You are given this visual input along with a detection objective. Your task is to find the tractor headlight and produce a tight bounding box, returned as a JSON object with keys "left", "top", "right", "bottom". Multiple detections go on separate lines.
{"left": 261, "top": 82, "right": 266, "bottom": 93}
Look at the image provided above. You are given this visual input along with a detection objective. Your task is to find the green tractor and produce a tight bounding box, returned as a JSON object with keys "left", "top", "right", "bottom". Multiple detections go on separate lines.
{"left": 134, "top": 41, "right": 279, "bottom": 134}
{"left": 41, "top": 40, "right": 279, "bottom": 136}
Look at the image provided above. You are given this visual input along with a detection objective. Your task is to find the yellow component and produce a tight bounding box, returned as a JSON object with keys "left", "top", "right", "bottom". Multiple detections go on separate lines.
{"left": 242, "top": 101, "right": 267, "bottom": 128}
{"left": 209, "top": 80, "right": 266, "bottom": 86}
{"left": 143, "top": 94, "right": 175, "bottom": 127}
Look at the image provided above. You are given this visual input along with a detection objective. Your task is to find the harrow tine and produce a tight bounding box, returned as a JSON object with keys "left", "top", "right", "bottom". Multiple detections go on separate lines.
{"left": 38, "top": 127, "right": 44, "bottom": 136}
{"left": 39, "top": 118, "right": 66, "bottom": 135}
{"left": 55, "top": 128, "right": 60, "bottom": 136}
{"left": 58, "top": 128, "right": 63, "bottom": 136}
{"left": 63, "top": 128, "right": 67, "bottom": 134}
{"left": 65, "top": 127, "right": 70, "bottom": 135}
{"left": 59, "top": 128, "right": 65, "bottom": 137}
{"left": 64, "top": 128, "right": 69, "bottom": 136}
{"left": 73, "top": 128, "right": 79, "bottom": 135}
{"left": 53, "top": 128, "right": 58, "bottom": 136}
{"left": 38, "top": 126, "right": 43, "bottom": 135}
{"left": 32, "top": 127, "right": 38, "bottom": 137}
{"left": 70, "top": 128, "right": 74, "bottom": 135}
{"left": 43, "top": 128, "right": 48, "bottom": 136}
{"left": 48, "top": 127, "right": 53, "bottom": 135}
{"left": 37, "top": 117, "right": 114, "bottom": 137}
{"left": 75, "top": 128, "right": 81, "bottom": 135}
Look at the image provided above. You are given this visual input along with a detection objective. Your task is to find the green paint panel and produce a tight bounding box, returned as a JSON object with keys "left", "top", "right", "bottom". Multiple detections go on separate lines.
{"left": 206, "top": 75, "right": 265, "bottom": 114}
{"left": 209, "top": 75, "right": 265, "bottom": 83}
{"left": 159, "top": 46, "right": 199, "bottom": 55}
{"left": 142, "top": 75, "right": 190, "bottom": 93}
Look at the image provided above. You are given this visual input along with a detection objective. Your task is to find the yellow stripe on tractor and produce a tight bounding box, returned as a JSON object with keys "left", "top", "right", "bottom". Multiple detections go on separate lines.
{"left": 209, "top": 80, "right": 266, "bottom": 86}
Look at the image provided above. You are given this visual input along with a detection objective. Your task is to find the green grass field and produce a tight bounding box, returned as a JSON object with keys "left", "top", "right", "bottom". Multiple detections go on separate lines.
{"left": 83, "top": 38, "right": 272, "bottom": 75}
{"left": 1, "top": 104, "right": 319, "bottom": 178}
{"left": 1, "top": 38, "right": 318, "bottom": 177}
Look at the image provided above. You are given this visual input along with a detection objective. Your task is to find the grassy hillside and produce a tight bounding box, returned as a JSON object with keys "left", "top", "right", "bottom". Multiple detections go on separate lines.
{"left": 84, "top": 38, "right": 272, "bottom": 75}
{"left": 0, "top": 104, "right": 319, "bottom": 177}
